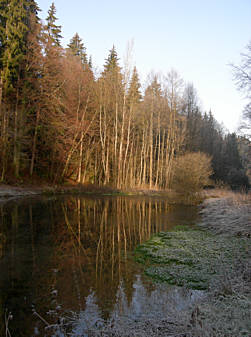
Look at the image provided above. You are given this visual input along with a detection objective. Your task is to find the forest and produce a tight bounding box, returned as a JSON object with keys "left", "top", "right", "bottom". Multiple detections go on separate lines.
{"left": 0, "top": 0, "right": 250, "bottom": 190}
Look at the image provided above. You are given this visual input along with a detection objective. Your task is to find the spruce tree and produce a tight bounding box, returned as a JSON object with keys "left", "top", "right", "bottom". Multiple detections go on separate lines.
{"left": 103, "top": 45, "right": 121, "bottom": 74}
{"left": 45, "top": 2, "right": 62, "bottom": 46}
{"left": 101, "top": 45, "right": 123, "bottom": 99}
{"left": 127, "top": 66, "right": 142, "bottom": 105}
{"left": 0, "top": 0, "right": 8, "bottom": 69}
{"left": 67, "top": 33, "right": 87, "bottom": 64}
{"left": 0, "top": 0, "right": 40, "bottom": 177}
{"left": 1, "top": 0, "right": 39, "bottom": 92}
{"left": 0, "top": 0, "right": 9, "bottom": 107}
{"left": 3, "top": 0, "right": 28, "bottom": 92}
{"left": 88, "top": 55, "right": 93, "bottom": 69}
{"left": 145, "top": 76, "right": 162, "bottom": 98}
{"left": 224, "top": 133, "right": 243, "bottom": 170}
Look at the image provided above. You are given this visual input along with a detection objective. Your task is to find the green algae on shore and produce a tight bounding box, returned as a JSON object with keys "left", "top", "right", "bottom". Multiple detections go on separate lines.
{"left": 135, "top": 227, "right": 250, "bottom": 290}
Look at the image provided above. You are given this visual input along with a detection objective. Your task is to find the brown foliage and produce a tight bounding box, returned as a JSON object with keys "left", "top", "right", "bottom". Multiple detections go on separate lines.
{"left": 171, "top": 152, "right": 212, "bottom": 194}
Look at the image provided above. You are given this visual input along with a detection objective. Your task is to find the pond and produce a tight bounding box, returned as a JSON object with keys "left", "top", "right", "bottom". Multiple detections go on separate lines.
{"left": 0, "top": 195, "right": 201, "bottom": 336}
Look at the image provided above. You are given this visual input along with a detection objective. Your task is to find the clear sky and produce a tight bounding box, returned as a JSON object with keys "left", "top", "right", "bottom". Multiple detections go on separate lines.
{"left": 38, "top": 0, "right": 251, "bottom": 132}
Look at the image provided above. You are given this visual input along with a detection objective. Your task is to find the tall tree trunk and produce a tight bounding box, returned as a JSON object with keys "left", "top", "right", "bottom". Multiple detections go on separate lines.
{"left": 30, "top": 108, "right": 40, "bottom": 176}
{"left": 13, "top": 88, "right": 20, "bottom": 177}
{"left": 1, "top": 108, "right": 8, "bottom": 181}
{"left": 149, "top": 109, "right": 153, "bottom": 189}
{"left": 117, "top": 96, "right": 126, "bottom": 188}
{"left": 77, "top": 130, "right": 84, "bottom": 183}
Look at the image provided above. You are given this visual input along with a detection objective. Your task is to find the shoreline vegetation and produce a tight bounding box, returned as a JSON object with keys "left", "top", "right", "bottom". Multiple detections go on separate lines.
{"left": 132, "top": 190, "right": 251, "bottom": 337}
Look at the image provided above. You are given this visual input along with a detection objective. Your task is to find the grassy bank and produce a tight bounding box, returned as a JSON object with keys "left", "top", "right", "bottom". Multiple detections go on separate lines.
{"left": 133, "top": 191, "right": 251, "bottom": 336}
{"left": 135, "top": 226, "right": 249, "bottom": 290}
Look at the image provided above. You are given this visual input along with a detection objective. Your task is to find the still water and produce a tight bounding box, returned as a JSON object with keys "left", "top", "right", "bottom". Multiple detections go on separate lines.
{"left": 0, "top": 195, "right": 200, "bottom": 336}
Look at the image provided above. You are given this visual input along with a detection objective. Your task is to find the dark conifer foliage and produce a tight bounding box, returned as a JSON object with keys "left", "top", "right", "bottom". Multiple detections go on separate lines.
{"left": 45, "top": 2, "right": 62, "bottom": 46}
{"left": 3, "top": 0, "right": 33, "bottom": 90}
{"left": 127, "top": 66, "right": 142, "bottom": 105}
{"left": 88, "top": 55, "right": 93, "bottom": 69}
{"left": 0, "top": 0, "right": 41, "bottom": 178}
{"left": 0, "top": 0, "right": 8, "bottom": 67}
{"left": 103, "top": 45, "right": 121, "bottom": 74}
{"left": 67, "top": 33, "right": 88, "bottom": 65}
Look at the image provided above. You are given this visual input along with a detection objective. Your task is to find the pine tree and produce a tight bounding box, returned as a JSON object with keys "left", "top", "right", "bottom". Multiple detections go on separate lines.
{"left": 67, "top": 33, "right": 87, "bottom": 64}
{"left": 45, "top": 2, "right": 62, "bottom": 46}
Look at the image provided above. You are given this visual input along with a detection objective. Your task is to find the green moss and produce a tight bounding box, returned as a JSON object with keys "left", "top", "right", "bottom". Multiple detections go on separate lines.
{"left": 135, "top": 226, "right": 250, "bottom": 290}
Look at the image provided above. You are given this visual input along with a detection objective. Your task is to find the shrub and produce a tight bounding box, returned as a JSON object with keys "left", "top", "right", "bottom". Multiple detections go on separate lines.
{"left": 226, "top": 168, "right": 250, "bottom": 190}
{"left": 171, "top": 152, "right": 212, "bottom": 195}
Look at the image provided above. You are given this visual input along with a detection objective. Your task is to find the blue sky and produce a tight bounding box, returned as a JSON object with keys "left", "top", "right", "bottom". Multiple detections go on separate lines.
{"left": 38, "top": 0, "right": 251, "bottom": 132}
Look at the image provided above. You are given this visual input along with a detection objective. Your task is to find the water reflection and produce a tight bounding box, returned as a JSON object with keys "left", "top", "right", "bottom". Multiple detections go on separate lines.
{"left": 0, "top": 195, "right": 199, "bottom": 336}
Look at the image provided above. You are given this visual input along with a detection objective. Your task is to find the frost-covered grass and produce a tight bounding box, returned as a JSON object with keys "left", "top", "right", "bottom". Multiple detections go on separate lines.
{"left": 132, "top": 192, "right": 251, "bottom": 337}
{"left": 135, "top": 227, "right": 250, "bottom": 290}
{"left": 199, "top": 190, "right": 251, "bottom": 237}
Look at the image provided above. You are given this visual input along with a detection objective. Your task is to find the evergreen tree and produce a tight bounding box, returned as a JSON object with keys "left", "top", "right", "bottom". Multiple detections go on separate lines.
{"left": 0, "top": 0, "right": 8, "bottom": 68}
{"left": 182, "top": 83, "right": 198, "bottom": 118}
{"left": 3, "top": 0, "right": 28, "bottom": 92}
{"left": 145, "top": 75, "right": 162, "bottom": 98}
{"left": 127, "top": 66, "right": 142, "bottom": 105}
{"left": 183, "top": 83, "right": 202, "bottom": 151}
{"left": 101, "top": 45, "right": 123, "bottom": 101}
{"left": 67, "top": 33, "right": 87, "bottom": 64}
{"left": 45, "top": 2, "right": 62, "bottom": 46}
{"left": 0, "top": 0, "right": 9, "bottom": 107}
{"left": 223, "top": 133, "right": 249, "bottom": 188}
{"left": 224, "top": 133, "right": 243, "bottom": 170}
{"left": 103, "top": 45, "right": 120, "bottom": 74}
{"left": 0, "top": 0, "right": 40, "bottom": 177}
{"left": 88, "top": 55, "right": 93, "bottom": 69}
{"left": 1, "top": 0, "right": 39, "bottom": 92}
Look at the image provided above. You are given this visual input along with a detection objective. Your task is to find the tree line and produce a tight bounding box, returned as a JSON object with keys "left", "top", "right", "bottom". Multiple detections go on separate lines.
{"left": 0, "top": 1, "right": 249, "bottom": 189}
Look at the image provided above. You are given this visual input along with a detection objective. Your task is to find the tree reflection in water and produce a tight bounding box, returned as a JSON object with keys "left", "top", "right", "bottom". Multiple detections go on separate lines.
{"left": 0, "top": 195, "right": 199, "bottom": 336}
